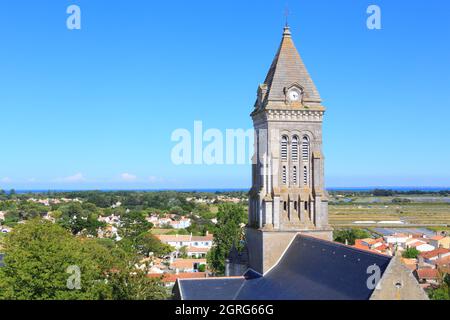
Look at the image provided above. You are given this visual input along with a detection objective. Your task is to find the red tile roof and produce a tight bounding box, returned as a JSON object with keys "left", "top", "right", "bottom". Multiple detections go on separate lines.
{"left": 170, "top": 259, "right": 206, "bottom": 269}
{"left": 416, "top": 268, "right": 439, "bottom": 280}
{"left": 147, "top": 272, "right": 207, "bottom": 283}
{"left": 433, "top": 255, "right": 450, "bottom": 267}
{"left": 430, "top": 235, "right": 445, "bottom": 241}
{"left": 191, "top": 235, "right": 213, "bottom": 242}
{"left": 420, "top": 248, "right": 450, "bottom": 259}
{"left": 187, "top": 246, "right": 209, "bottom": 253}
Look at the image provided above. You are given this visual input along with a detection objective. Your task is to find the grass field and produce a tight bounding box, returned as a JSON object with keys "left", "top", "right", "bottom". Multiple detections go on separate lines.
{"left": 329, "top": 202, "right": 450, "bottom": 226}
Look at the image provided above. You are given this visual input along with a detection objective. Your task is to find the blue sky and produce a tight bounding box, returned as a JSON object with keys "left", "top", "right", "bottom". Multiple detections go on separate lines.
{"left": 0, "top": 0, "right": 449, "bottom": 190}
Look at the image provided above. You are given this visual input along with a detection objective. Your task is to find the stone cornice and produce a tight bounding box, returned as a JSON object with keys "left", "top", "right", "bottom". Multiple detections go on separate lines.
{"left": 252, "top": 109, "right": 324, "bottom": 122}
{"left": 252, "top": 105, "right": 325, "bottom": 121}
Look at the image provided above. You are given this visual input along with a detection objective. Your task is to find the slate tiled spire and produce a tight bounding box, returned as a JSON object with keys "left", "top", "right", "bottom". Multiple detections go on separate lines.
{"left": 263, "top": 26, "right": 321, "bottom": 104}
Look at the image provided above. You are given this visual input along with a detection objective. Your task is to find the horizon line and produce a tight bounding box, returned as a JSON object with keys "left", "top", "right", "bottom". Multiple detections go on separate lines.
{"left": 2, "top": 186, "right": 450, "bottom": 193}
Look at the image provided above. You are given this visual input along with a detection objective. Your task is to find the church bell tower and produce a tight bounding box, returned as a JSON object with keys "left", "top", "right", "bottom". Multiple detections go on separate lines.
{"left": 246, "top": 26, "right": 333, "bottom": 274}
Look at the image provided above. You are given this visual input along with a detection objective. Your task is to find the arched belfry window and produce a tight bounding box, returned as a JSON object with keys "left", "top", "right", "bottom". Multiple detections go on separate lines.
{"left": 281, "top": 136, "right": 288, "bottom": 161}
{"left": 282, "top": 166, "right": 287, "bottom": 185}
{"left": 292, "top": 136, "right": 298, "bottom": 161}
{"left": 302, "top": 136, "right": 310, "bottom": 186}
{"left": 302, "top": 136, "right": 310, "bottom": 162}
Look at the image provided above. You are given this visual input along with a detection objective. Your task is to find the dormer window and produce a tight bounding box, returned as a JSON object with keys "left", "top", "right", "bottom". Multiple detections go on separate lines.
{"left": 285, "top": 84, "right": 304, "bottom": 104}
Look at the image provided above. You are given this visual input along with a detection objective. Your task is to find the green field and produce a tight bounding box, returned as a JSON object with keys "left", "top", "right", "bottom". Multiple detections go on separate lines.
{"left": 330, "top": 202, "right": 450, "bottom": 226}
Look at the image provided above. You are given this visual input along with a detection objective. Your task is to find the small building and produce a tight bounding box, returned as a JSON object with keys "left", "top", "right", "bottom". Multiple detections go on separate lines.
{"left": 354, "top": 238, "right": 392, "bottom": 256}
{"left": 186, "top": 246, "right": 209, "bottom": 258}
{"left": 384, "top": 233, "right": 411, "bottom": 247}
{"left": 169, "top": 217, "right": 191, "bottom": 229}
{"left": 156, "top": 233, "right": 213, "bottom": 251}
{"left": 414, "top": 268, "right": 440, "bottom": 288}
{"left": 156, "top": 234, "right": 192, "bottom": 249}
{"left": 406, "top": 240, "right": 435, "bottom": 253}
{"left": 148, "top": 272, "right": 207, "bottom": 288}
{"left": 419, "top": 248, "right": 450, "bottom": 263}
{"left": 429, "top": 235, "right": 450, "bottom": 249}
{"left": 170, "top": 259, "right": 206, "bottom": 273}
{"left": 190, "top": 233, "right": 213, "bottom": 248}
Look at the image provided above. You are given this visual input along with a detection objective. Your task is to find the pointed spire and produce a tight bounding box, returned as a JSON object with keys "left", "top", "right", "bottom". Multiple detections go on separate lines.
{"left": 263, "top": 26, "right": 321, "bottom": 104}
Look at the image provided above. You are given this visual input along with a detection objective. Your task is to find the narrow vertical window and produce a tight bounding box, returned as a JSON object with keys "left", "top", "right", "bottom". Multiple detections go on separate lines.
{"left": 292, "top": 136, "right": 298, "bottom": 161}
{"left": 282, "top": 166, "right": 287, "bottom": 184}
{"left": 302, "top": 136, "right": 309, "bottom": 162}
{"left": 281, "top": 136, "right": 288, "bottom": 160}
{"left": 302, "top": 136, "right": 310, "bottom": 186}
{"left": 303, "top": 166, "right": 308, "bottom": 185}
{"left": 293, "top": 166, "right": 297, "bottom": 185}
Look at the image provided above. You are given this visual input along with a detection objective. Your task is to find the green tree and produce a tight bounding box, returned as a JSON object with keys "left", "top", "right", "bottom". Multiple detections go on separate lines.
{"left": 0, "top": 219, "right": 168, "bottom": 300}
{"left": 207, "top": 203, "right": 246, "bottom": 275}
{"left": 135, "top": 233, "right": 173, "bottom": 257}
{"left": 0, "top": 219, "right": 112, "bottom": 300}
{"left": 179, "top": 245, "right": 188, "bottom": 259}
{"left": 3, "top": 210, "right": 20, "bottom": 227}
{"left": 57, "top": 202, "right": 104, "bottom": 236}
{"left": 402, "top": 247, "right": 420, "bottom": 259}
{"left": 108, "top": 268, "right": 168, "bottom": 300}
{"left": 197, "top": 264, "right": 206, "bottom": 272}
{"left": 429, "top": 274, "right": 450, "bottom": 300}
{"left": 118, "top": 210, "right": 152, "bottom": 241}
{"left": 333, "top": 228, "right": 371, "bottom": 245}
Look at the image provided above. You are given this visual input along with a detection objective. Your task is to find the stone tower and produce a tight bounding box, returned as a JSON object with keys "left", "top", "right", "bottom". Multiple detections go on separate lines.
{"left": 246, "top": 26, "right": 333, "bottom": 274}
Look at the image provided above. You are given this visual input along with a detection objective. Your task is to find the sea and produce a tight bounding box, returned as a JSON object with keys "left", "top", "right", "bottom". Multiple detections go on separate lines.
{"left": 4, "top": 186, "right": 450, "bottom": 194}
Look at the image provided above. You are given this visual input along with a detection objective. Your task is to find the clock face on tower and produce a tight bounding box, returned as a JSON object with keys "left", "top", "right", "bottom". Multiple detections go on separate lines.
{"left": 288, "top": 88, "right": 302, "bottom": 102}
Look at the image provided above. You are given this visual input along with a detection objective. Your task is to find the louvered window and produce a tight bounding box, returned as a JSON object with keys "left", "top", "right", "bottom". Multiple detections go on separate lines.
{"left": 302, "top": 136, "right": 309, "bottom": 162}
{"left": 292, "top": 136, "right": 298, "bottom": 161}
{"left": 303, "top": 166, "right": 308, "bottom": 185}
{"left": 281, "top": 136, "right": 288, "bottom": 160}
{"left": 293, "top": 166, "right": 297, "bottom": 185}
{"left": 282, "top": 166, "right": 287, "bottom": 184}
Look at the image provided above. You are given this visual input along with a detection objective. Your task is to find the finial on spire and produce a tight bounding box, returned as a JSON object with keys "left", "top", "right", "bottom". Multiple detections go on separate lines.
{"left": 284, "top": 6, "right": 290, "bottom": 27}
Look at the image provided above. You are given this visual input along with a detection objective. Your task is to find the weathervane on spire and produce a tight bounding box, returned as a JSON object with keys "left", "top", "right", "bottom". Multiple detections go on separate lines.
{"left": 284, "top": 6, "right": 290, "bottom": 27}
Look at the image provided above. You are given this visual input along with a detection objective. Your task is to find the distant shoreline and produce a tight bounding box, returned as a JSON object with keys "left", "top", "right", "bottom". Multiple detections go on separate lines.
{"left": 2, "top": 186, "right": 450, "bottom": 194}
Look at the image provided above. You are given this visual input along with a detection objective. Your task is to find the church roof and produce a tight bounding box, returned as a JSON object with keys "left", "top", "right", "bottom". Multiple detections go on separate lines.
{"left": 175, "top": 234, "right": 392, "bottom": 300}
{"left": 263, "top": 27, "right": 321, "bottom": 104}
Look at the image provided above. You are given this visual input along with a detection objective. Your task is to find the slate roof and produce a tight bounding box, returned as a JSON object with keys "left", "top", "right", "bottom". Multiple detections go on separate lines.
{"left": 175, "top": 277, "right": 246, "bottom": 300}
{"left": 176, "top": 234, "right": 392, "bottom": 300}
{"left": 263, "top": 27, "right": 321, "bottom": 104}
